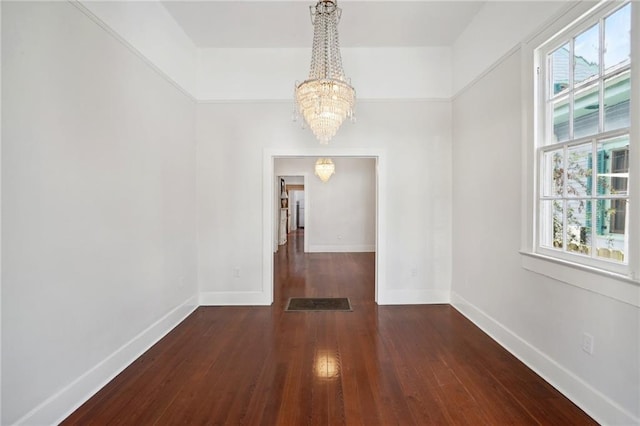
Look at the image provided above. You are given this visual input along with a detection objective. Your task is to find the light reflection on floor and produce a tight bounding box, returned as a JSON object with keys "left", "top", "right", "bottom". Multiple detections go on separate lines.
{"left": 314, "top": 349, "right": 340, "bottom": 379}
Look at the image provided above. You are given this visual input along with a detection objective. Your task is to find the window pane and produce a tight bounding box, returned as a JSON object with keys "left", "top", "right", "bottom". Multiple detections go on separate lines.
{"left": 566, "top": 199, "right": 591, "bottom": 255}
{"left": 540, "top": 200, "right": 564, "bottom": 249}
{"left": 611, "top": 149, "right": 629, "bottom": 195}
{"left": 604, "top": 71, "right": 630, "bottom": 131}
{"left": 550, "top": 43, "right": 570, "bottom": 96}
{"left": 553, "top": 97, "right": 570, "bottom": 142}
{"left": 597, "top": 136, "right": 629, "bottom": 196}
{"left": 567, "top": 143, "right": 592, "bottom": 197}
{"left": 541, "top": 149, "right": 564, "bottom": 197}
{"left": 610, "top": 199, "right": 627, "bottom": 235}
{"left": 604, "top": 4, "right": 631, "bottom": 71}
{"left": 574, "top": 24, "right": 599, "bottom": 85}
{"left": 594, "top": 199, "right": 627, "bottom": 263}
{"left": 574, "top": 84, "right": 599, "bottom": 139}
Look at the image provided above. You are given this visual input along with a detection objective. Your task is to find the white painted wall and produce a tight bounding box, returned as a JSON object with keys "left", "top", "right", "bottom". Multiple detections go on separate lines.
{"left": 452, "top": 1, "right": 574, "bottom": 94}
{"left": 275, "top": 158, "right": 375, "bottom": 252}
{"left": 451, "top": 47, "right": 639, "bottom": 426}
{"left": 282, "top": 176, "right": 303, "bottom": 185}
{"left": 197, "top": 47, "right": 452, "bottom": 100}
{"left": 78, "top": 5, "right": 453, "bottom": 102}
{"left": 197, "top": 100, "right": 452, "bottom": 305}
{"left": 79, "top": 0, "right": 197, "bottom": 96}
{"left": 2, "top": 2, "right": 197, "bottom": 424}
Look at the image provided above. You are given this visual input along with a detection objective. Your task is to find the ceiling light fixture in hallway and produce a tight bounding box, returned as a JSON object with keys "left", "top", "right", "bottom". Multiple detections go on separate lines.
{"left": 315, "top": 158, "right": 336, "bottom": 182}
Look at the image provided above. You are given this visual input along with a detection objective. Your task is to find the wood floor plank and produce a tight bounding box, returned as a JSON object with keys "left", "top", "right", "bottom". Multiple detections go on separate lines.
{"left": 62, "top": 229, "right": 597, "bottom": 425}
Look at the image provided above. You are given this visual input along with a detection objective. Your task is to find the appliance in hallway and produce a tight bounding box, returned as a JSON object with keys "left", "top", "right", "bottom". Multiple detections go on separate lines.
{"left": 296, "top": 200, "right": 304, "bottom": 229}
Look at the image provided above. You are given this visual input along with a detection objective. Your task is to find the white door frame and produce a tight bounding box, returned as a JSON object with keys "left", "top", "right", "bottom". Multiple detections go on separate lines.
{"left": 263, "top": 148, "right": 386, "bottom": 305}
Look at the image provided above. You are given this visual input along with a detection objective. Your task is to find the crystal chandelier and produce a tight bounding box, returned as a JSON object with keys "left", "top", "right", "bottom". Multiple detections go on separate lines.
{"left": 295, "top": 0, "right": 355, "bottom": 144}
{"left": 315, "top": 158, "right": 335, "bottom": 182}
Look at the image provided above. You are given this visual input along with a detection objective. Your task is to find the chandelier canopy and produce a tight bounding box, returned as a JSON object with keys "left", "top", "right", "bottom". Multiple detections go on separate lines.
{"left": 315, "top": 158, "right": 336, "bottom": 182}
{"left": 295, "top": 0, "right": 355, "bottom": 144}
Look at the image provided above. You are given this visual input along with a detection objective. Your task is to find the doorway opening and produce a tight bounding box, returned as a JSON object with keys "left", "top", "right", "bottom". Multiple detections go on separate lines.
{"left": 276, "top": 175, "right": 306, "bottom": 250}
{"left": 263, "top": 149, "right": 387, "bottom": 305}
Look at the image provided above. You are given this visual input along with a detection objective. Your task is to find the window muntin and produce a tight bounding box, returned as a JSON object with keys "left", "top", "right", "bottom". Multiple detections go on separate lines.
{"left": 608, "top": 147, "right": 628, "bottom": 235}
{"left": 538, "top": 2, "right": 631, "bottom": 269}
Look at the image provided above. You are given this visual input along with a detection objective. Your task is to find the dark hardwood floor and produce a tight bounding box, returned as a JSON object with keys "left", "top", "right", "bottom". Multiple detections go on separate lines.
{"left": 63, "top": 229, "right": 596, "bottom": 425}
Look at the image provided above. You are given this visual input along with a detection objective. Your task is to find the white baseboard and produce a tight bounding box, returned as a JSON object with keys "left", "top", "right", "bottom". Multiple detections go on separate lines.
{"left": 14, "top": 295, "right": 199, "bottom": 426}
{"left": 450, "top": 292, "right": 639, "bottom": 426}
{"left": 199, "top": 291, "right": 271, "bottom": 306}
{"left": 378, "top": 289, "right": 449, "bottom": 305}
{"left": 21, "top": 290, "right": 634, "bottom": 425}
{"left": 308, "top": 244, "right": 375, "bottom": 253}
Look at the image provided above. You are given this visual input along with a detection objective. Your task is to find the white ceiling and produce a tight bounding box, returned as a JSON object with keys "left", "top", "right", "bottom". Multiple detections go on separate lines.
{"left": 161, "top": 1, "right": 485, "bottom": 48}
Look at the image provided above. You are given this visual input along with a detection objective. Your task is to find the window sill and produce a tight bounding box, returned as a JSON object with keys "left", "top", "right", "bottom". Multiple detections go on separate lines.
{"left": 520, "top": 251, "right": 640, "bottom": 307}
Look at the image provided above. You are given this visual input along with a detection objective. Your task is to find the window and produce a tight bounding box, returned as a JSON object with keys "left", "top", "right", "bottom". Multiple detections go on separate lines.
{"left": 536, "top": 2, "right": 634, "bottom": 273}
{"left": 610, "top": 148, "right": 629, "bottom": 234}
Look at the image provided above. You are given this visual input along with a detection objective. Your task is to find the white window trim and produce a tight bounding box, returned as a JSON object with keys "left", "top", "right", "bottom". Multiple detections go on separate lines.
{"left": 521, "top": 0, "right": 640, "bottom": 307}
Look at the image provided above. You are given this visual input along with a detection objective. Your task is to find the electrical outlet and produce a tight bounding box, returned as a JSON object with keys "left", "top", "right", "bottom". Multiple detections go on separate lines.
{"left": 233, "top": 268, "right": 240, "bottom": 278}
{"left": 582, "top": 333, "right": 594, "bottom": 355}
{"left": 411, "top": 268, "right": 418, "bottom": 278}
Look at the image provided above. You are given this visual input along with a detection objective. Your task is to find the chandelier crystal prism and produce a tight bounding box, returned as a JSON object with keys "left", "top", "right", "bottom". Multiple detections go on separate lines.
{"left": 295, "top": 0, "right": 355, "bottom": 144}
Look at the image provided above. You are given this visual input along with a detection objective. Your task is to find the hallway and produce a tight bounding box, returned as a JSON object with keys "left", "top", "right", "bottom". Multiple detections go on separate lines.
{"left": 63, "top": 230, "right": 595, "bottom": 424}
{"left": 274, "top": 229, "right": 375, "bottom": 306}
